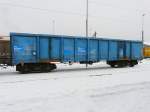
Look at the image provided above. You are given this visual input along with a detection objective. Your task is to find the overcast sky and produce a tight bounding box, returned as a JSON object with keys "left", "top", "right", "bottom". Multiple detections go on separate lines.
{"left": 0, "top": 0, "right": 150, "bottom": 41}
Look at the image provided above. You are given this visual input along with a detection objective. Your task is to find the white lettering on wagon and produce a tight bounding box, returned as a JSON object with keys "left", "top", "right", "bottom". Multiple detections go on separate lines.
{"left": 78, "top": 47, "right": 86, "bottom": 54}
{"left": 14, "top": 46, "right": 23, "bottom": 52}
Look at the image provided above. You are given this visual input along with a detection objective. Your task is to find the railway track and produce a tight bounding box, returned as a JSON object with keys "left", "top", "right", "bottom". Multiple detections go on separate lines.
{"left": 0, "top": 66, "right": 149, "bottom": 85}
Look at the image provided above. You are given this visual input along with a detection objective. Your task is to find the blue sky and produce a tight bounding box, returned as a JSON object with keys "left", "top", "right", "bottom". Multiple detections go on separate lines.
{"left": 0, "top": 0, "right": 150, "bottom": 41}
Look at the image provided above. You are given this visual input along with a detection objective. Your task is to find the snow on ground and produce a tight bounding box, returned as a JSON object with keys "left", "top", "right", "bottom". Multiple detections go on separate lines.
{"left": 0, "top": 60, "right": 150, "bottom": 112}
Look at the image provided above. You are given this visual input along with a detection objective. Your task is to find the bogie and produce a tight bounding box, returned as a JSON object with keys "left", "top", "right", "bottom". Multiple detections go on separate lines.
{"left": 16, "top": 63, "right": 57, "bottom": 73}
{"left": 107, "top": 60, "right": 138, "bottom": 68}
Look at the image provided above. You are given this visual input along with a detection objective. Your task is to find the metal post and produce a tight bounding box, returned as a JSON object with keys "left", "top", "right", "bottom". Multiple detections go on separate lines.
{"left": 52, "top": 20, "right": 55, "bottom": 35}
{"left": 86, "top": 0, "right": 89, "bottom": 38}
{"left": 86, "top": 0, "right": 89, "bottom": 68}
{"left": 142, "top": 14, "right": 146, "bottom": 48}
{"left": 141, "top": 14, "right": 146, "bottom": 60}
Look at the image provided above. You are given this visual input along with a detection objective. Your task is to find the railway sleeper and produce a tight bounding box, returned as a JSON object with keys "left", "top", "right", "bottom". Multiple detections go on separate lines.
{"left": 16, "top": 63, "right": 57, "bottom": 74}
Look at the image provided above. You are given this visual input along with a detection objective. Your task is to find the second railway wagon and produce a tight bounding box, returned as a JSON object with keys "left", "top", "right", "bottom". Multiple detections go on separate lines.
{"left": 10, "top": 33, "right": 143, "bottom": 73}
{"left": 143, "top": 47, "right": 150, "bottom": 58}
{"left": 0, "top": 40, "right": 11, "bottom": 65}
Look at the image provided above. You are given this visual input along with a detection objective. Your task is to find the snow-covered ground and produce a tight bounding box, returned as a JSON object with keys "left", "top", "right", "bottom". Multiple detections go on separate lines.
{"left": 0, "top": 60, "right": 150, "bottom": 112}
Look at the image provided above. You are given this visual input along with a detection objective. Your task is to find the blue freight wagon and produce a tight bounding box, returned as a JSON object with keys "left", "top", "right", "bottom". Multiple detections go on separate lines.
{"left": 10, "top": 33, "right": 143, "bottom": 73}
